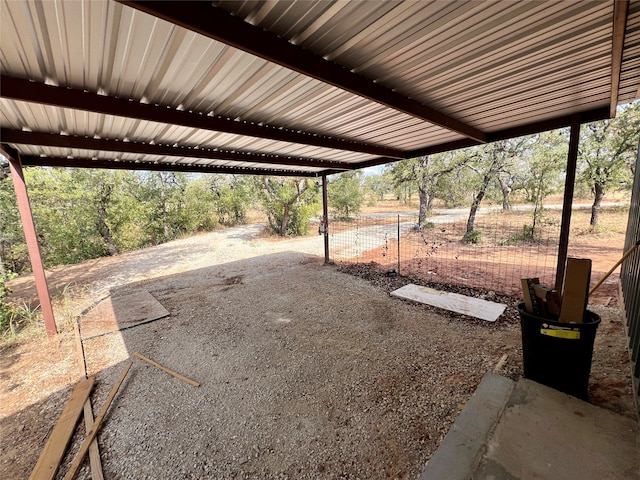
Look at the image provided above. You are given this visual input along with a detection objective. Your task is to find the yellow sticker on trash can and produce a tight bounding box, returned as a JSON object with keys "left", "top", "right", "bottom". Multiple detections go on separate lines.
{"left": 540, "top": 328, "right": 580, "bottom": 340}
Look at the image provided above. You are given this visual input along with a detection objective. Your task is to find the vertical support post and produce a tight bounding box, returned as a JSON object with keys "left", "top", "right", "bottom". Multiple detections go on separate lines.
{"left": 555, "top": 115, "right": 581, "bottom": 292}
{"left": 6, "top": 151, "right": 57, "bottom": 335}
{"left": 397, "top": 214, "right": 401, "bottom": 275}
{"left": 322, "top": 174, "right": 330, "bottom": 264}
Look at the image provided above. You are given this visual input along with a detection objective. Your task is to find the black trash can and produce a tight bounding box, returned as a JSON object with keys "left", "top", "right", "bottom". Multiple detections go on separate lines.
{"left": 518, "top": 303, "right": 600, "bottom": 400}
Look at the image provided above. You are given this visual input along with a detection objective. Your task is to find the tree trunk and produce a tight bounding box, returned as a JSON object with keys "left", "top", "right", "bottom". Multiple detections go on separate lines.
{"left": 97, "top": 186, "right": 118, "bottom": 256}
{"left": 0, "top": 246, "right": 5, "bottom": 276}
{"left": 427, "top": 194, "right": 435, "bottom": 213}
{"left": 498, "top": 176, "right": 512, "bottom": 210}
{"left": 281, "top": 204, "right": 290, "bottom": 236}
{"left": 466, "top": 173, "right": 490, "bottom": 235}
{"left": 97, "top": 217, "right": 118, "bottom": 256}
{"left": 418, "top": 187, "right": 430, "bottom": 225}
{"left": 590, "top": 182, "right": 605, "bottom": 226}
{"left": 161, "top": 189, "right": 169, "bottom": 239}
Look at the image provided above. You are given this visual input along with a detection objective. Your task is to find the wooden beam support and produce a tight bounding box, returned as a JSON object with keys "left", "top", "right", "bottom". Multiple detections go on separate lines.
{"left": 119, "top": 1, "right": 486, "bottom": 143}
{"left": 1, "top": 145, "right": 57, "bottom": 335}
{"left": 610, "top": 0, "right": 629, "bottom": 118}
{"left": 1, "top": 129, "right": 354, "bottom": 171}
{"left": 555, "top": 115, "right": 582, "bottom": 292}
{"left": 0, "top": 75, "right": 403, "bottom": 158}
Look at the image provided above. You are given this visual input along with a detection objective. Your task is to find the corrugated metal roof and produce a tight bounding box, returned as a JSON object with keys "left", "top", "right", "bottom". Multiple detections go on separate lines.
{"left": 1, "top": 0, "right": 639, "bottom": 176}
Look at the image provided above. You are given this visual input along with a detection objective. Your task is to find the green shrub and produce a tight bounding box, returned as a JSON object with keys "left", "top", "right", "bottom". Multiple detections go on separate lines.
{"left": 500, "top": 224, "right": 538, "bottom": 245}
{"left": 1, "top": 272, "right": 37, "bottom": 339}
{"left": 463, "top": 230, "right": 482, "bottom": 244}
{"left": 0, "top": 272, "right": 16, "bottom": 334}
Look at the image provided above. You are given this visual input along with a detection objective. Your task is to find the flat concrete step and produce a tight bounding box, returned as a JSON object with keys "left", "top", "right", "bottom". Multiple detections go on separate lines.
{"left": 420, "top": 373, "right": 640, "bottom": 480}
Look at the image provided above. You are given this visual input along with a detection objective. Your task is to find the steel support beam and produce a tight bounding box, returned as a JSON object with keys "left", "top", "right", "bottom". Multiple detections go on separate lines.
{"left": 1, "top": 146, "right": 57, "bottom": 335}
{"left": 17, "top": 154, "right": 319, "bottom": 177}
{"left": 358, "top": 107, "right": 610, "bottom": 170}
{"left": 610, "top": 0, "right": 629, "bottom": 118}
{"left": 0, "top": 75, "right": 403, "bottom": 159}
{"left": 1, "top": 129, "right": 355, "bottom": 171}
{"left": 119, "top": 1, "right": 486, "bottom": 143}
{"left": 555, "top": 115, "right": 582, "bottom": 292}
{"left": 322, "top": 174, "right": 330, "bottom": 264}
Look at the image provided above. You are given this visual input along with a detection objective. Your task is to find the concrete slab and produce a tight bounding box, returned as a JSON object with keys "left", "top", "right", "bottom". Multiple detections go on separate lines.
{"left": 391, "top": 284, "right": 506, "bottom": 322}
{"left": 419, "top": 373, "right": 515, "bottom": 480}
{"left": 421, "top": 372, "right": 639, "bottom": 480}
{"left": 475, "top": 378, "right": 640, "bottom": 480}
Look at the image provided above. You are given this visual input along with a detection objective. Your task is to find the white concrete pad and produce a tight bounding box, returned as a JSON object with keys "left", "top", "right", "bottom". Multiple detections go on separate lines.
{"left": 391, "top": 283, "right": 506, "bottom": 322}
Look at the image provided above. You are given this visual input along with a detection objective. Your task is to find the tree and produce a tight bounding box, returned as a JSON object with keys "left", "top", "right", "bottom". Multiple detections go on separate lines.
{"left": 210, "top": 175, "right": 252, "bottom": 226}
{"left": 24, "top": 168, "right": 107, "bottom": 265}
{"left": 362, "top": 171, "right": 392, "bottom": 204}
{"left": 256, "top": 177, "right": 320, "bottom": 236}
{"left": 0, "top": 171, "right": 26, "bottom": 273}
{"left": 389, "top": 152, "right": 469, "bottom": 224}
{"left": 182, "top": 178, "right": 218, "bottom": 232}
{"left": 523, "top": 131, "right": 566, "bottom": 235}
{"left": 579, "top": 102, "right": 640, "bottom": 226}
{"left": 328, "top": 171, "right": 364, "bottom": 220}
{"left": 464, "top": 138, "right": 527, "bottom": 238}
{"left": 0, "top": 166, "right": 230, "bottom": 272}
{"left": 134, "top": 172, "right": 191, "bottom": 243}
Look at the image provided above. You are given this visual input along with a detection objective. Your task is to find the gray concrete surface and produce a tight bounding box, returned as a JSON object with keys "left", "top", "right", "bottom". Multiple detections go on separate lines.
{"left": 419, "top": 373, "right": 515, "bottom": 480}
{"left": 420, "top": 373, "right": 640, "bottom": 480}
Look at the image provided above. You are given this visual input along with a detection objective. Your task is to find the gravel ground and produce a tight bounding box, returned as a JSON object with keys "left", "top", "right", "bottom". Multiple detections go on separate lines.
{"left": 1, "top": 224, "right": 635, "bottom": 480}
{"left": 77, "top": 258, "right": 521, "bottom": 480}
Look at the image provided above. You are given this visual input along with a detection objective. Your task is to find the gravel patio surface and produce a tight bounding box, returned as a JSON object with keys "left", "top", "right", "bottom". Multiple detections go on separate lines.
{"left": 1, "top": 225, "right": 634, "bottom": 480}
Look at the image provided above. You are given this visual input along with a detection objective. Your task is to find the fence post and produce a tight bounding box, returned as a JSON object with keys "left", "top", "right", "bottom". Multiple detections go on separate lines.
{"left": 322, "top": 174, "right": 330, "bottom": 264}
{"left": 397, "top": 214, "right": 401, "bottom": 275}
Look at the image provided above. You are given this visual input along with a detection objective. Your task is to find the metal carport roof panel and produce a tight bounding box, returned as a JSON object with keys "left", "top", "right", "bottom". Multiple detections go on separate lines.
{"left": 2, "top": 0, "right": 639, "bottom": 176}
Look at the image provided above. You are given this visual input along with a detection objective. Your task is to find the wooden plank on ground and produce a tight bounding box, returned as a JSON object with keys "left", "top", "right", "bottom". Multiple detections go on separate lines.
{"left": 391, "top": 284, "right": 506, "bottom": 322}
{"left": 83, "top": 399, "right": 104, "bottom": 480}
{"left": 134, "top": 352, "right": 200, "bottom": 387}
{"left": 29, "top": 377, "right": 95, "bottom": 480}
{"left": 62, "top": 361, "right": 132, "bottom": 480}
{"left": 73, "top": 318, "right": 104, "bottom": 479}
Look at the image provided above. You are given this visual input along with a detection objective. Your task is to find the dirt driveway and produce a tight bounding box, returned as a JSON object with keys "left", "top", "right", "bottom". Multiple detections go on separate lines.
{"left": 1, "top": 225, "right": 635, "bottom": 479}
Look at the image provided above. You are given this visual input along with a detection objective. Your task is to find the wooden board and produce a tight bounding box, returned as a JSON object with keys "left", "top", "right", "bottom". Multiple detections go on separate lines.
{"left": 83, "top": 399, "right": 104, "bottom": 480}
{"left": 62, "top": 362, "right": 132, "bottom": 480}
{"left": 80, "top": 291, "right": 169, "bottom": 339}
{"left": 72, "top": 320, "right": 103, "bottom": 479}
{"left": 134, "top": 352, "right": 200, "bottom": 387}
{"left": 391, "top": 284, "right": 506, "bottom": 322}
{"left": 559, "top": 258, "right": 592, "bottom": 323}
{"left": 520, "top": 278, "right": 539, "bottom": 314}
{"left": 29, "top": 377, "right": 95, "bottom": 480}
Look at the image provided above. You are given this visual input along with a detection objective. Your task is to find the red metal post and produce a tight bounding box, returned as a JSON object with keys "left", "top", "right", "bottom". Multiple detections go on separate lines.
{"left": 6, "top": 151, "right": 58, "bottom": 335}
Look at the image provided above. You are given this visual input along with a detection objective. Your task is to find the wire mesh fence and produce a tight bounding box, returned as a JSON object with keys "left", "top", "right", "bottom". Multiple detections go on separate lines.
{"left": 330, "top": 209, "right": 561, "bottom": 296}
